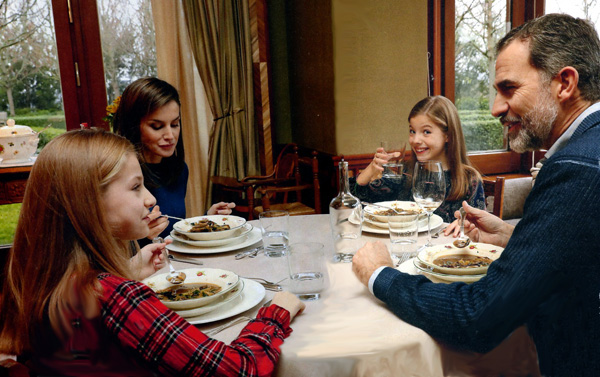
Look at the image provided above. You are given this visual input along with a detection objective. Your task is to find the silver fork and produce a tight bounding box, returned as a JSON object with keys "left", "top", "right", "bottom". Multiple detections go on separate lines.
{"left": 204, "top": 316, "right": 252, "bottom": 337}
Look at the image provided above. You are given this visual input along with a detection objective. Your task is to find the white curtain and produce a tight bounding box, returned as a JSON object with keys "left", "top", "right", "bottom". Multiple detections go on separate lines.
{"left": 150, "top": 0, "right": 213, "bottom": 216}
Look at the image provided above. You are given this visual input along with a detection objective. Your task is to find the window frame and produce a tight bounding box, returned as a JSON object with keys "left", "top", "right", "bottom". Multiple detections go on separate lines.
{"left": 51, "top": 0, "right": 108, "bottom": 131}
{"left": 428, "top": 0, "right": 544, "bottom": 175}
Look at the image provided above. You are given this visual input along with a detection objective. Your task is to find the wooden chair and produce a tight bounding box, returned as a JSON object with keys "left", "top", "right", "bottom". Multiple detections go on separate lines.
{"left": 483, "top": 176, "right": 505, "bottom": 218}
{"left": 210, "top": 144, "right": 300, "bottom": 220}
{"left": 253, "top": 150, "right": 321, "bottom": 217}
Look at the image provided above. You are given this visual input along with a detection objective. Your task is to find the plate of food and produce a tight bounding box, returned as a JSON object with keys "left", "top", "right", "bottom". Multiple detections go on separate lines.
{"left": 416, "top": 242, "right": 503, "bottom": 275}
{"left": 351, "top": 210, "right": 443, "bottom": 234}
{"left": 173, "top": 215, "right": 247, "bottom": 241}
{"left": 411, "top": 258, "right": 486, "bottom": 283}
{"left": 186, "top": 278, "right": 266, "bottom": 325}
{"left": 143, "top": 268, "right": 240, "bottom": 310}
{"left": 363, "top": 201, "right": 426, "bottom": 223}
{"left": 166, "top": 228, "right": 262, "bottom": 255}
{"left": 170, "top": 223, "right": 253, "bottom": 247}
{"left": 175, "top": 280, "right": 245, "bottom": 318}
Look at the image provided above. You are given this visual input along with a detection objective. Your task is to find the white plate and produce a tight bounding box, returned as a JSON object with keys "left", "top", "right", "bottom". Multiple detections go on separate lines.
{"left": 170, "top": 224, "right": 253, "bottom": 247}
{"left": 396, "top": 258, "right": 484, "bottom": 284}
{"left": 166, "top": 228, "right": 262, "bottom": 254}
{"left": 416, "top": 242, "right": 503, "bottom": 275}
{"left": 351, "top": 211, "right": 443, "bottom": 234}
{"left": 176, "top": 280, "right": 245, "bottom": 318}
{"left": 412, "top": 258, "right": 485, "bottom": 283}
{"left": 186, "top": 278, "right": 266, "bottom": 325}
{"left": 364, "top": 201, "right": 424, "bottom": 222}
{"left": 174, "top": 215, "right": 247, "bottom": 241}
{"left": 143, "top": 268, "right": 240, "bottom": 310}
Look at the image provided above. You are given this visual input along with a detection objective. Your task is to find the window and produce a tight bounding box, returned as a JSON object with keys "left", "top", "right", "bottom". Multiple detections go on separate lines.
{"left": 97, "top": 0, "right": 157, "bottom": 105}
{"left": 545, "top": 1, "right": 600, "bottom": 33}
{"left": 429, "top": 0, "right": 543, "bottom": 175}
{"left": 454, "top": 0, "right": 507, "bottom": 152}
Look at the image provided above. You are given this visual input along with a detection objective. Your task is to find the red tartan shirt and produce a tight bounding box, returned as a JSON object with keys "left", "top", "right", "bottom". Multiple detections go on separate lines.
{"left": 31, "top": 273, "right": 293, "bottom": 377}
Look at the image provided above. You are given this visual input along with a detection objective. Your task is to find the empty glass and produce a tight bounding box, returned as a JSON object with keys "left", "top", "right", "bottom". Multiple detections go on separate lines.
{"left": 412, "top": 161, "right": 446, "bottom": 247}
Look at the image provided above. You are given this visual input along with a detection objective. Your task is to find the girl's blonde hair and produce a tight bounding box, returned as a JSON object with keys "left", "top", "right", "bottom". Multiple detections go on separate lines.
{"left": 409, "top": 96, "right": 481, "bottom": 201}
{"left": 0, "top": 129, "right": 137, "bottom": 354}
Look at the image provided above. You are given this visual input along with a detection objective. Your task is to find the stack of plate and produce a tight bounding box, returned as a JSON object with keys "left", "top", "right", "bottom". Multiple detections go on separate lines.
{"left": 167, "top": 215, "right": 262, "bottom": 254}
{"left": 413, "top": 242, "right": 504, "bottom": 283}
{"left": 143, "top": 268, "right": 266, "bottom": 324}
{"left": 353, "top": 201, "right": 443, "bottom": 234}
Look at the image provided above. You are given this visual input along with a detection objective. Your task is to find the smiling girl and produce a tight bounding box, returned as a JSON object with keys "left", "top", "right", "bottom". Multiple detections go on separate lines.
{"left": 113, "top": 78, "right": 234, "bottom": 240}
{"left": 352, "top": 96, "right": 485, "bottom": 222}
{"left": 0, "top": 130, "right": 304, "bottom": 376}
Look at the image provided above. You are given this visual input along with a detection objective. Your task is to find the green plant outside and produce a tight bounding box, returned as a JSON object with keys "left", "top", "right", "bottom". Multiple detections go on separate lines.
{"left": 0, "top": 203, "right": 21, "bottom": 245}
{"left": 458, "top": 109, "right": 505, "bottom": 152}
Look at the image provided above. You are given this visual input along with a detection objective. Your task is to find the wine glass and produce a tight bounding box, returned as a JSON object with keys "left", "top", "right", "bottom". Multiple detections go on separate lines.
{"left": 412, "top": 161, "right": 446, "bottom": 247}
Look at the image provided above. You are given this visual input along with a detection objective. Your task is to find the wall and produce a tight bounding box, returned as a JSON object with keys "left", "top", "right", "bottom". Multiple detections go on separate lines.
{"left": 268, "top": 0, "right": 428, "bottom": 156}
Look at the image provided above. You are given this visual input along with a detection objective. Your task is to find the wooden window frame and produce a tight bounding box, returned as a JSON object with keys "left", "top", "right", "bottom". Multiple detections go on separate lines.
{"left": 428, "top": 0, "right": 544, "bottom": 176}
{"left": 51, "top": 0, "right": 108, "bottom": 131}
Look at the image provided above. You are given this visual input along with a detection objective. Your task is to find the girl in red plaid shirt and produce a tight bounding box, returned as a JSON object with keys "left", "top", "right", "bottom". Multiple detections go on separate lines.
{"left": 0, "top": 130, "right": 305, "bottom": 376}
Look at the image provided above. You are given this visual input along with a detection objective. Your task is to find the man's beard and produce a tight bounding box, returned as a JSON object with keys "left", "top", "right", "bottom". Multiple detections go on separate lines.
{"left": 501, "top": 87, "right": 558, "bottom": 153}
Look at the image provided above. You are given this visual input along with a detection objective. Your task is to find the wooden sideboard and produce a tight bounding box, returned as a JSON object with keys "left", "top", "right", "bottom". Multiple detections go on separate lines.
{"left": 0, "top": 162, "right": 33, "bottom": 205}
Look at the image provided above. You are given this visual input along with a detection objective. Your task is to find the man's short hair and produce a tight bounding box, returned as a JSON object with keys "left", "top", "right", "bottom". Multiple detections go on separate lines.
{"left": 496, "top": 13, "right": 600, "bottom": 102}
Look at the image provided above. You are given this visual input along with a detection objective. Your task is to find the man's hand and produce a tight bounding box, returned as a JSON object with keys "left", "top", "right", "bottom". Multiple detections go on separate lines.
{"left": 444, "top": 201, "right": 514, "bottom": 248}
{"left": 352, "top": 241, "right": 394, "bottom": 286}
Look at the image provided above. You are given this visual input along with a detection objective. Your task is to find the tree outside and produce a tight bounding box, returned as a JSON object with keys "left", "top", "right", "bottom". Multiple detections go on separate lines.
{"left": 98, "top": 0, "right": 157, "bottom": 105}
{"left": 455, "top": 0, "right": 600, "bottom": 153}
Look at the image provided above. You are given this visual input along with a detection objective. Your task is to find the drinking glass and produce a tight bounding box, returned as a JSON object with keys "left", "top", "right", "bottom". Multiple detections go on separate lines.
{"left": 387, "top": 211, "right": 419, "bottom": 264}
{"left": 380, "top": 141, "right": 407, "bottom": 181}
{"left": 287, "top": 242, "right": 328, "bottom": 300}
{"left": 412, "top": 161, "right": 446, "bottom": 247}
{"left": 259, "top": 210, "right": 289, "bottom": 257}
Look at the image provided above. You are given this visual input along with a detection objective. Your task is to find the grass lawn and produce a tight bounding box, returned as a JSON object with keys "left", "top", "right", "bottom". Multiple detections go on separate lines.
{"left": 0, "top": 203, "right": 21, "bottom": 245}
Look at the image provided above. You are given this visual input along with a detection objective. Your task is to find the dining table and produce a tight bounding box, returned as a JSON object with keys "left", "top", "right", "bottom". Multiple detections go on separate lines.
{"left": 161, "top": 213, "right": 540, "bottom": 377}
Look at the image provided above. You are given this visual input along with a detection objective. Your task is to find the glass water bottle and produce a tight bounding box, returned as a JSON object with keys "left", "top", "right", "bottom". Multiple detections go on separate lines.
{"left": 329, "top": 160, "right": 363, "bottom": 262}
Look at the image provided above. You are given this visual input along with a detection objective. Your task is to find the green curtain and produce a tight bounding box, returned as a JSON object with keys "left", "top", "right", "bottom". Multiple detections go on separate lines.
{"left": 181, "top": 0, "right": 259, "bottom": 188}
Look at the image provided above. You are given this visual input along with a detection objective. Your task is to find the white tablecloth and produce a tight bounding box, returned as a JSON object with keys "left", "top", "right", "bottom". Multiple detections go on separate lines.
{"left": 164, "top": 214, "right": 540, "bottom": 377}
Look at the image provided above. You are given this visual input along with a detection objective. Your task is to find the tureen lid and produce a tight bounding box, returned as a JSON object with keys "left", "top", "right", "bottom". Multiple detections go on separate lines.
{"left": 0, "top": 119, "right": 35, "bottom": 137}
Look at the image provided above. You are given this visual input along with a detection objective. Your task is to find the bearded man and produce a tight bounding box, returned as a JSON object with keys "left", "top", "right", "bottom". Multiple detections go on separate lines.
{"left": 352, "top": 13, "right": 600, "bottom": 376}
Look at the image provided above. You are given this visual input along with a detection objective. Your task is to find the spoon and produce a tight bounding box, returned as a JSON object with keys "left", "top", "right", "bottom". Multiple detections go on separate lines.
{"left": 362, "top": 202, "right": 401, "bottom": 214}
{"left": 153, "top": 237, "right": 186, "bottom": 284}
{"left": 162, "top": 214, "right": 191, "bottom": 225}
{"left": 34, "top": 124, "right": 52, "bottom": 135}
{"left": 453, "top": 208, "right": 471, "bottom": 248}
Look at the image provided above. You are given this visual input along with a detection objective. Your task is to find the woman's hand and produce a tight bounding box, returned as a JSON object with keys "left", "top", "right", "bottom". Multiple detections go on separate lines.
{"left": 146, "top": 205, "right": 169, "bottom": 240}
{"left": 444, "top": 202, "right": 514, "bottom": 248}
{"left": 207, "top": 202, "right": 236, "bottom": 215}
{"left": 131, "top": 239, "right": 172, "bottom": 280}
{"left": 355, "top": 147, "right": 401, "bottom": 185}
{"left": 271, "top": 291, "right": 306, "bottom": 321}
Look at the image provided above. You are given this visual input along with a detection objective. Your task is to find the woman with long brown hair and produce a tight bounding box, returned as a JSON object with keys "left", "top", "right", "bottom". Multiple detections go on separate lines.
{"left": 0, "top": 129, "right": 304, "bottom": 376}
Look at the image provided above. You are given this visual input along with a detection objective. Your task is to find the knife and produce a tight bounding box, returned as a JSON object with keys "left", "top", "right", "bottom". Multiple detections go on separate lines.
{"left": 167, "top": 255, "right": 204, "bottom": 266}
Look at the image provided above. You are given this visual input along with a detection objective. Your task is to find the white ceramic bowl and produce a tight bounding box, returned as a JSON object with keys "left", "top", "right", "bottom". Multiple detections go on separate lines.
{"left": 0, "top": 121, "right": 39, "bottom": 164}
{"left": 417, "top": 243, "right": 503, "bottom": 275}
{"left": 143, "top": 267, "right": 240, "bottom": 310}
{"left": 364, "top": 201, "right": 425, "bottom": 223}
{"left": 173, "top": 215, "right": 247, "bottom": 241}
{"left": 175, "top": 279, "right": 245, "bottom": 318}
{"left": 170, "top": 223, "right": 253, "bottom": 247}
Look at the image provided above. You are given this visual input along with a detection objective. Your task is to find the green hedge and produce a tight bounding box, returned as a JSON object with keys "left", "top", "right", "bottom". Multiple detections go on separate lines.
{"left": 458, "top": 110, "right": 504, "bottom": 151}
{"left": 13, "top": 114, "right": 66, "bottom": 130}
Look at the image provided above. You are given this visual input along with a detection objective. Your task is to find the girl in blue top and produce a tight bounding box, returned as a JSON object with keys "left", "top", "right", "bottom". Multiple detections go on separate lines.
{"left": 352, "top": 96, "right": 485, "bottom": 222}
{"left": 113, "top": 77, "right": 234, "bottom": 240}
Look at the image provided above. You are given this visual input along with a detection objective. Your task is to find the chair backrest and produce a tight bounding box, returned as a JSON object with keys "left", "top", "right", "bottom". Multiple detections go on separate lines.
{"left": 273, "top": 144, "right": 300, "bottom": 182}
{"left": 483, "top": 176, "right": 505, "bottom": 218}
